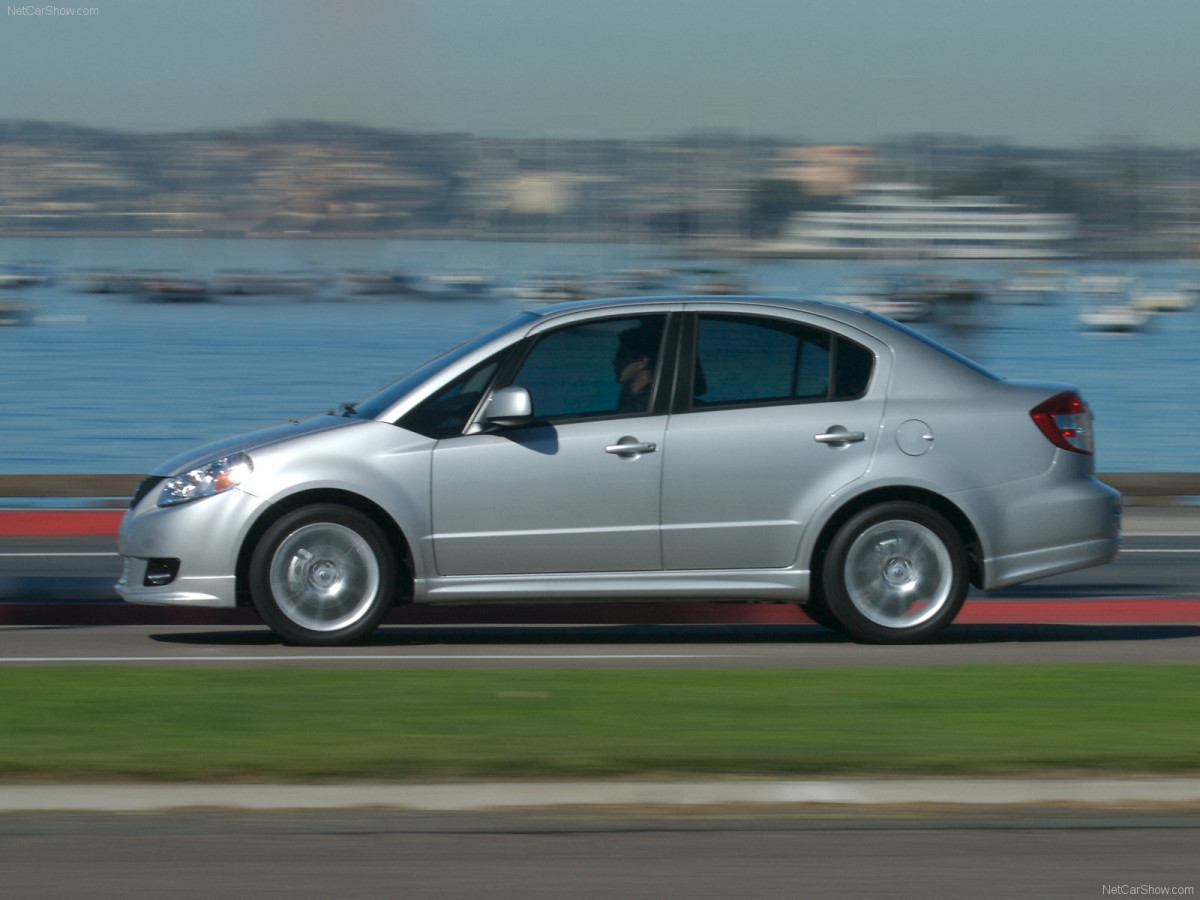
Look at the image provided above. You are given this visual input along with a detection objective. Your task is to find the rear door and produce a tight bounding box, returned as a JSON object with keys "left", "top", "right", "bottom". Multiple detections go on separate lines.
{"left": 661, "top": 311, "right": 886, "bottom": 570}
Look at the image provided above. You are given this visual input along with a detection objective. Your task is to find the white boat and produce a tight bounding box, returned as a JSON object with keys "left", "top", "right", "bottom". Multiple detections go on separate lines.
{"left": 0, "top": 263, "right": 53, "bottom": 290}
{"left": 674, "top": 268, "right": 751, "bottom": 295}
{"left": 827, "top": 276, "right": 933, "bottom": 323}
{"left": 66, "top": 269, "right": 138, "bottom": 294}
{"left": 1071, "top": 274, "right": 1133, "bottom": 296}
{"left": 776, "top": 183, "right": 1077, "bottom": 259}
{"left": 134, "top": 274, "right": 211, "bottom": 303}
{"left": 423, "top": 269, "right": 496, "bottom": 297}
{"left": 1077, "top": 303, "right": 1150, "bottom": 333}
{"left": 213, "top": 270, "right": 326, "bottom": 298}
{"left": 0, "top": 299, "right": 35, "bottom": 325}
{"left": 1130, "top": 290, "right": 1197, "bottom": 313}
{"left": 342, "top": 270, "right": 421, "bottom": 295}
{"left": 993, "top": 272, "right": 1062, "bottom": 304}
{"left": 512, "top": 275, "right": 601, "bottom": 308}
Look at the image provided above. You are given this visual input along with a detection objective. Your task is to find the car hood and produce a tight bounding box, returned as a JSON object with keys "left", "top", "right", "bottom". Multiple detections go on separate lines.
{"left": 150, "top": 415, "right": 361, "bottom": 477}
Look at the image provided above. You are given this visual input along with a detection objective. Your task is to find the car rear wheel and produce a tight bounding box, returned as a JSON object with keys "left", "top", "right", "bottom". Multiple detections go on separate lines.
{"left": 250, "top": 504, "right": 397, "bottom": 645}
{"left": 822, "top": 501, "right": 967, "bottom": 644}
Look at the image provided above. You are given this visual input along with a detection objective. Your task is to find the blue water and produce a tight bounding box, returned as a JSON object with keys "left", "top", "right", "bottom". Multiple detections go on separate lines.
{"left": 2, "top": 237, "right": 1199, "bottom": 474}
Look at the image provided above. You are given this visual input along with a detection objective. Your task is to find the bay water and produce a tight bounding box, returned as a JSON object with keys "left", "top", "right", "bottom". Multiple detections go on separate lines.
{"left": 2, "top": 237, "right": 1198, "bottom": 475}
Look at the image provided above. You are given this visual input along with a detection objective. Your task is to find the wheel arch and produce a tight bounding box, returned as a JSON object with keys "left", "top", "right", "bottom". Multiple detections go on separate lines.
{"left": 234, "top": 488, "right": 414, "bottom": 607}
{"left": 808, "top": 486, "right": 983, "bottom": 597}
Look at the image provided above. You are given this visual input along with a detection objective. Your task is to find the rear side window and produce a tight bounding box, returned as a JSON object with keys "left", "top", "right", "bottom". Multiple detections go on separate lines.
{"left": 690, "top": 314, "right": 873, "bottom": 409}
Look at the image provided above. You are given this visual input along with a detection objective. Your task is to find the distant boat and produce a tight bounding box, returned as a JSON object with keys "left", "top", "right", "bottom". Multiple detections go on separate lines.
{"left": 1130, "top": 290, "right": 1197, "bottom": 313}
{"left": 422, "top": 269, "right": 496, "bottom": 298}
{"left": 775, "top": 183, "right": 1076, "bottom": 259}
{"left": 1071, "top": 274, "right": 1133, "bottom": 297}
{"left": 135, "top": 275, "right": 211, "bottom": 303}
{"left": 0, "top": 263, "right": 53, "bottom": 290}
{"left": 342, "top": 269, "right": 421, "bottom": 295}
{"left": 66, "top": 269, "right": 138, "bottom": 294}
{"left": 674, "top": 267, "right": 751, "bottom": 295}
{"left": 826, "top": 272, "right": 981, "bottom": 323}
{"left": 513, "top": 274, "right": 600, "bottom": 308}
{"left": 1077, "top": 303, "right": 1149, "bottom": 333}
{"left": 213, "top": 270, "right": 326, "bottom": 299}
{"left": 993, "top": 271, "right": 1062, "bottom": 304}
{"left": 837, "top": 292, "right": 932, "bottom": 323}
{"left": 0, "top": 299, "right": 35, "bottom": 326}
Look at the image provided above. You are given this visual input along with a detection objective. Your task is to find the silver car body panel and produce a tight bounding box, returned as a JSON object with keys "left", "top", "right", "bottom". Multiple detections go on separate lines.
{"left": 117, "top": 295, "right": 1120, "bottom": 614}
{"left": 431, "top": 415, "right": 668, "bottom": 575}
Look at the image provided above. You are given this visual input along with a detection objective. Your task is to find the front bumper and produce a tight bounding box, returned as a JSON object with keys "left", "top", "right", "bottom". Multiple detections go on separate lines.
{"left": 115, "top": 486, "right": 268, "bottom": 609}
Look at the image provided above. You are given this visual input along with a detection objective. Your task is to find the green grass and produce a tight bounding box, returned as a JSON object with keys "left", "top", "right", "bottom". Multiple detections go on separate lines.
{"left": 1, "top": 665, "right": 1198, "bottom": 782}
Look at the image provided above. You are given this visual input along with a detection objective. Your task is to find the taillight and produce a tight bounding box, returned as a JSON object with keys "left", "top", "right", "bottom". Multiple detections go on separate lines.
{"left": 1030, "top": 391, "right": 1093, "bottom": 455}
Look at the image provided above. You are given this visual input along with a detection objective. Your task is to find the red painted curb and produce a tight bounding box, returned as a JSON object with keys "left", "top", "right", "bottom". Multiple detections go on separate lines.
{"left": 957, "top": 599, "right": 1200, "bottom": 625}
{"left": 0, "top": 510, "right": 123, "bottom": 537}
{"left": 2, "top": 598, "right": 1200, "bottom": 628}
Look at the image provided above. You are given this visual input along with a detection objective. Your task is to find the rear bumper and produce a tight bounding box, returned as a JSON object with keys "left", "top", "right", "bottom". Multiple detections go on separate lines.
{"left": 970, "top": 474, "right": 1122, "bottom": 591}
{"left": 985, "top": 535, "right": 1120, "bottom": 591}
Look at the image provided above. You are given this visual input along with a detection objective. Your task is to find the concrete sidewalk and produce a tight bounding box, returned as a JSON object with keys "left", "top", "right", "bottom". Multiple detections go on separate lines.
{"left": 1123, "top": 506, "right": 1200, "bottom": 536}
{"left": 3, "top": 778, "right": 1200, "bottom": 813}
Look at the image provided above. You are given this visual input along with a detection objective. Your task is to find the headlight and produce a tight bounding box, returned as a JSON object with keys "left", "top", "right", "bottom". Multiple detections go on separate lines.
{"left": 158, "top": 453, "right": 254, "bottom": 507}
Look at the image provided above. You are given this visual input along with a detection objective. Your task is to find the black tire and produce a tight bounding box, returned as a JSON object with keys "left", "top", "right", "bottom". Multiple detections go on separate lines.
{"left": 800, "top": 593, "right": 846, "bottom": 633}
{"left": 821, "top": 501, "right": 967, "bottom": 644}
{"left": 249, "top": 504, "right": 397, "bottom": 645}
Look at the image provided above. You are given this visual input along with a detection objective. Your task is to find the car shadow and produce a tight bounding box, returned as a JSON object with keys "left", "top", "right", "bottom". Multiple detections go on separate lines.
{"left": 976, "top": 584, "right": 1187, "bottom": 599}
{"left": 149, "top": 621, "right": 1200, "bottom": 647}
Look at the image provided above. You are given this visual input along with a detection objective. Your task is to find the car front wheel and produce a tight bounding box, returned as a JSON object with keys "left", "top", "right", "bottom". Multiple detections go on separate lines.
{"left": 249, "top": 504, "right": 397, "bottom": 645}
{"left": 821, "top": 501, "right": 968, "bottom": 644}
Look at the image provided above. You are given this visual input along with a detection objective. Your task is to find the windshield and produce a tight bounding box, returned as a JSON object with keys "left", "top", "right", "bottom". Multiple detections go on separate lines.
{"left": 352, "top": 314, "right": 534, "bottom": 419}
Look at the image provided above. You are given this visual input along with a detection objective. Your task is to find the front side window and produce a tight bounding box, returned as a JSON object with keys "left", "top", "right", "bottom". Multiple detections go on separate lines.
{"left": 690, "top": 314, "right": 873, "bottom": 409}
{"left": 511, "top": 315, "right": 667, "bottom": 421}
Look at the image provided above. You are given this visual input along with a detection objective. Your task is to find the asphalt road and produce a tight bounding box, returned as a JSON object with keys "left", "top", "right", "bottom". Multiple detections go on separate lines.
{"left": 2, "top": 619, "right": 1200, "bottom": 667}
{"left": 3, "top": 508, "right": 1200, "bottom": 606}
{"left": 2, "top": 521, "right": 1199, "bottom": 666}
{"left": 1, "top": 810, "right": 1197, "bottom": 899}
{"left": 1, "top": 509, "right": 1197, "bottom": 895}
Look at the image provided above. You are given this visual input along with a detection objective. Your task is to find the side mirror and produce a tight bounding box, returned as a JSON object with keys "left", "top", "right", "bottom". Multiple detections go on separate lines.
{"left": 482, "top": 386, "right": 534, "bottom": 429}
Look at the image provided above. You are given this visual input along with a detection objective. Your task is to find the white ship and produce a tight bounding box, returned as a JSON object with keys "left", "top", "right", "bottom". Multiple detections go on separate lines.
{"left": 776, "top": 183, "right": 1076, "bottom": 259}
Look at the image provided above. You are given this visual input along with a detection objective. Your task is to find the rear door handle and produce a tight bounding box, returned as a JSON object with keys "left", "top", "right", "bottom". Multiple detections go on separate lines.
{"left": 814, "top": 429, "right": 866, "bottom": 445}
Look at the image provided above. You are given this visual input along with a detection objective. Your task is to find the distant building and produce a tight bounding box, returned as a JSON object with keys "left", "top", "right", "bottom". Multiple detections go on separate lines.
{"left": 776, "top": 183, "right": 1077, "bottom": 258}
{"left": 773, "top": 145, "right": 871, "bottom": 196}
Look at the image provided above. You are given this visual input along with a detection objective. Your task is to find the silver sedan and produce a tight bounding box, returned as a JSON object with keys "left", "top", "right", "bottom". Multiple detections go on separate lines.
{"left": 116, "top": 296, "right": 1120, "bottom": 644}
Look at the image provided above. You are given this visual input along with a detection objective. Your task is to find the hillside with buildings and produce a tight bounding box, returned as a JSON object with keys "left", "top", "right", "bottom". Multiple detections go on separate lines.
{"left": 2, "top": 121, "right": 1198, "bottom": 258}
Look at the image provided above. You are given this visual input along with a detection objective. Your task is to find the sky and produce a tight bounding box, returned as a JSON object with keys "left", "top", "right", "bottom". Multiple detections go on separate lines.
{"left": 2, "top": 0, "right": 1199, "bottom": 146}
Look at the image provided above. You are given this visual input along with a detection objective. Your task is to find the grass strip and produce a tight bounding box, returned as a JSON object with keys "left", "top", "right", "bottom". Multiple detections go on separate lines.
{"left": 1, "top": 664, "right": 1198, "bottom": 782}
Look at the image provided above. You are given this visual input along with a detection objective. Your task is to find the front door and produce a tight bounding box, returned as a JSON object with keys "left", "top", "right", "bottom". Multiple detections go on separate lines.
{"left": 431, "top": 314, "right": 670, "bottom": 576}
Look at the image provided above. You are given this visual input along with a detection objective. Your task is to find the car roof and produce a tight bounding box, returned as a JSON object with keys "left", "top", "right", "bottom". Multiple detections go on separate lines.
{"left": 528, "top": 294, "right": 1000, "bottom": 381}
{"left": 529, "top": 294, "right": 873, "bottom": 326}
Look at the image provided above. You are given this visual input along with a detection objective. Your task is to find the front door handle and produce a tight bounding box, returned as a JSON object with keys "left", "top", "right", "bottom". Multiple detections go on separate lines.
{"left": 605, "top": 436, "right": 657, "bottom": 457}
{"left": 814, "top": 428, "right": 866, "bottom": 446}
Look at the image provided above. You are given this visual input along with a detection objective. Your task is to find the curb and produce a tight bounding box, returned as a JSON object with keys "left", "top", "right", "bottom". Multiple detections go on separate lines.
{"left": 3, "top": 779, "right": 1200, "bottom": 813}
